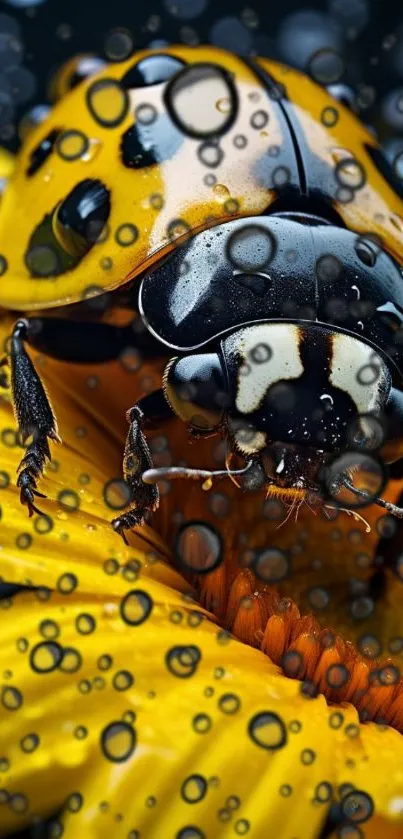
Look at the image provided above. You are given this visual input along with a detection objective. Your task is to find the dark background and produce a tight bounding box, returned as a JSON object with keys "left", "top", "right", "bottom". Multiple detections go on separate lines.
{"left": 0, "top": 0, "right": 403, "bottom": 158}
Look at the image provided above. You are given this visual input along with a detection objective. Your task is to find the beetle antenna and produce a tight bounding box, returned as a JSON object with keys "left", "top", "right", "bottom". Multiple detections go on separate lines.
{"left": 142, "top": 461, "right": 254, "bottom": 485}
{"left": 341, "top": 477, "right": 403, "bottom": 519}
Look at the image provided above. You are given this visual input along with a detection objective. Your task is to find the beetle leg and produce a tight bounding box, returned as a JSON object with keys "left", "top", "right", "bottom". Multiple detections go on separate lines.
{"left": 8, "top": 319, "right": 61, "bottom": 516}
{"left": 6, "top": 316, "right": 168, "bottom": 517}
{"left": 111, "top": 394, "right": 175, "bottom": 542}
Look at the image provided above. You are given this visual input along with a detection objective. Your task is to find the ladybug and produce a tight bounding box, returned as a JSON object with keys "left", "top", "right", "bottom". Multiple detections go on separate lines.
{"left": 1, "top": 44, "right": 403, "bottom": 540}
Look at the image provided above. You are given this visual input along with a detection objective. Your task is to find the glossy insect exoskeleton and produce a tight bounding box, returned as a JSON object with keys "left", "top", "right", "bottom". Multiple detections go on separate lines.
{"left": 1, "top": 45, "right": 403, "bottom": 538}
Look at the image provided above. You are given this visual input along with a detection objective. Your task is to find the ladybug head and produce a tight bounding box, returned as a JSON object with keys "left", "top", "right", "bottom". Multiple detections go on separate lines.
{"left": 159, "top": 316, "right": 401, "bottom": 516}
{"left": 220, "top": 321, "right": 395, "bottom": 509}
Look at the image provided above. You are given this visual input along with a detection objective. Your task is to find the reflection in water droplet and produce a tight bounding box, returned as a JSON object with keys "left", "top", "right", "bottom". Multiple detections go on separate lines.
{"left": 166, "top": 645, "right": 201, "bottom": 677}
{"left": 86, "top": 78, "right": 129, "bottom": 128}
{"left": 216, "top": 96, "right": 231, "bottom": 113}
{"left": 227, "top": 224, "right": 275, "bottom": 272}
{"left": 176, "top": 828, "right": 206, "bottom": 839}
{"left": 30, "top": 641, "right": 63, "bottom": 673}
{"left": 20, "top": 733, "right": 39, "bottom": 753}
{"left": 321, "top": 451, "right": 385, "bottom": 508}
{"left": 248, "top": 711, "right": 287, "bottom": 750}
{"left": 120, "top": 590, "right": 154, "bottom": 626}
{"left": 181, "top": 774, "right": 208, "bottom": 803}
{"left": 341, "top": 790, "right": 374, "bottom": 824}
{"left": 1, "top": 685, "right": 23, "bottom": 710}
{"left": 101, "top": 721, "right": 136, "bottom": 762}
{"left": 309, "top": 48, "right": 344, "bottom": 85}
{"left": 175, "top": 521, "right": 223, "bottom": 574}
{"left": 218, "top": 693, "right": 241, "bottom": 714}
{"left": 253, "top": 548, "right": 290, "bottom": 582}
{"left": 164, "top": 62, "right": 238, "bottom": 140}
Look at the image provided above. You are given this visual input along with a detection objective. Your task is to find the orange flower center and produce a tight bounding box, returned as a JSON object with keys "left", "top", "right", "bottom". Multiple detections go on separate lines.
{"left": 196, "top": 565, "right": 403, "bottom": 733}
{"left": 156, "top": 431, "right": 403, "bottom": 736}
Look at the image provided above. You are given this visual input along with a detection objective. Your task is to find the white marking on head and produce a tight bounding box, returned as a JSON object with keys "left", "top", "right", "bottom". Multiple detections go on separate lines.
{"left": 226, "top": 323, "right": 303, "bottom": 414}
{"left": 329, "top": 333, "right": 391, "bottom": 413}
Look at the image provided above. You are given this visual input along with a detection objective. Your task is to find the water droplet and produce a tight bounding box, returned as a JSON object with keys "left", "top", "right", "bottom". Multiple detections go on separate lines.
{"left": 176, "top": 828, "right": 205, "bottom": 839}
{"left": 112, "top": 670, "right": 134, "bottom": 691}
{"left": 75, "top": 613, "right": 96, "bottom": 635}
{"left": 65, "top": 792, "right": 83, "bottom": 813}
{"left": 181, "top": 774, "right": 208, "bottom": 803}
{"left": 57, "top": 573, "right": 78, "bottom": 595}
{"left": 248, "top": 711, "right": 287, "bottom": 750}
{"left": 20, "top": 733, "right": 39, "bottom": 753}
{"left": 86, "top": 78, "right": 129, "bottom": 127}
{"left": 1, "top": 685, "right": 23, "bottom": 710}
{"left": 192, "top": 713, "right": 211, "bottom": 733}
{"left": 58, "top": 489, "right": 80, "bottom": 512}
{"left": 165, "top": 62, "right": 237, "bottom": 139}
{"left": 253, "top": 548, "right": 290, "bottom": 582}
{"left": 341, "top": 790, "right": 374, "bottom": 824}
{"left": 100, "top": 721, "right": 136, "bottom": 762}
{"left": 120, "top": 590, "right": 153, "bottom": 626}
{"left": 218, "top": 693, "right": 241, "bottom": 714}
{"left": 30, "top": 641, "right": 63, "bottom": 673}
{"left": 175, "top": 521, "right": 223, "bottom": 574}
{"left": 166, "top": 645, "right": 201, "bottom": 678}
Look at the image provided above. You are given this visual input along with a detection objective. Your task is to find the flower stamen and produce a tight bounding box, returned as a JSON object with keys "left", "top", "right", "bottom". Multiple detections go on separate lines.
{"left": 198, "top": 568, "right": 403, "bottom": 733}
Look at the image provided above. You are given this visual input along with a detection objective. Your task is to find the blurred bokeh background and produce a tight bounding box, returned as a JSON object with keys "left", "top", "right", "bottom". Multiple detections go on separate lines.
{"left": 0, "top": 0, "right": 403, "bottom": 168}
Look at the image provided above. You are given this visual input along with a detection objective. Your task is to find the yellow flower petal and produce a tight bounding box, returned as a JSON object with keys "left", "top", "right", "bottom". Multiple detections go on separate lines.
{"left": 0, "top": 587, "right": 403, "bottom": 838}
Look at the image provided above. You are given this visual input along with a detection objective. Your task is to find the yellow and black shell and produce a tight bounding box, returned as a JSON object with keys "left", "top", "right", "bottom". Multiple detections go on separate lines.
{"left": 47, "top": 53, "right": 107, "bottom": 104}
{"left": 0, "top": 44, "right": 402, "bottom": 312}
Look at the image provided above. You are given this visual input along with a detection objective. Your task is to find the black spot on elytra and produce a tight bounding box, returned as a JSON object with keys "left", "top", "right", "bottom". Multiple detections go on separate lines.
{"left": 120, "top": 124, "right": 158, "bottom": 169}
{"left": 26, "top": 128, "right": 61, "bottom": 177}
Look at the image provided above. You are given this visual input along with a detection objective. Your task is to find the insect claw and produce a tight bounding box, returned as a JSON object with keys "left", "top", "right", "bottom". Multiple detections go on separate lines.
{"left": 112, "top": 517, "right": 130, "bottom": 545}
{"left": 25, "top": 494, "right": 44, "bottom": 518}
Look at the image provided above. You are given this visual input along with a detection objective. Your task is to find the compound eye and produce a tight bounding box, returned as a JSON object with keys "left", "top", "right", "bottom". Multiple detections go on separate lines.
{"left": 164, "top": 355, "right": 227, "bottom": 431}
{"left": 168, "top": 393, "right": 221, "bottom": 432}
{"left": 25, "top": 178, "right": 110, "bottom": 277}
